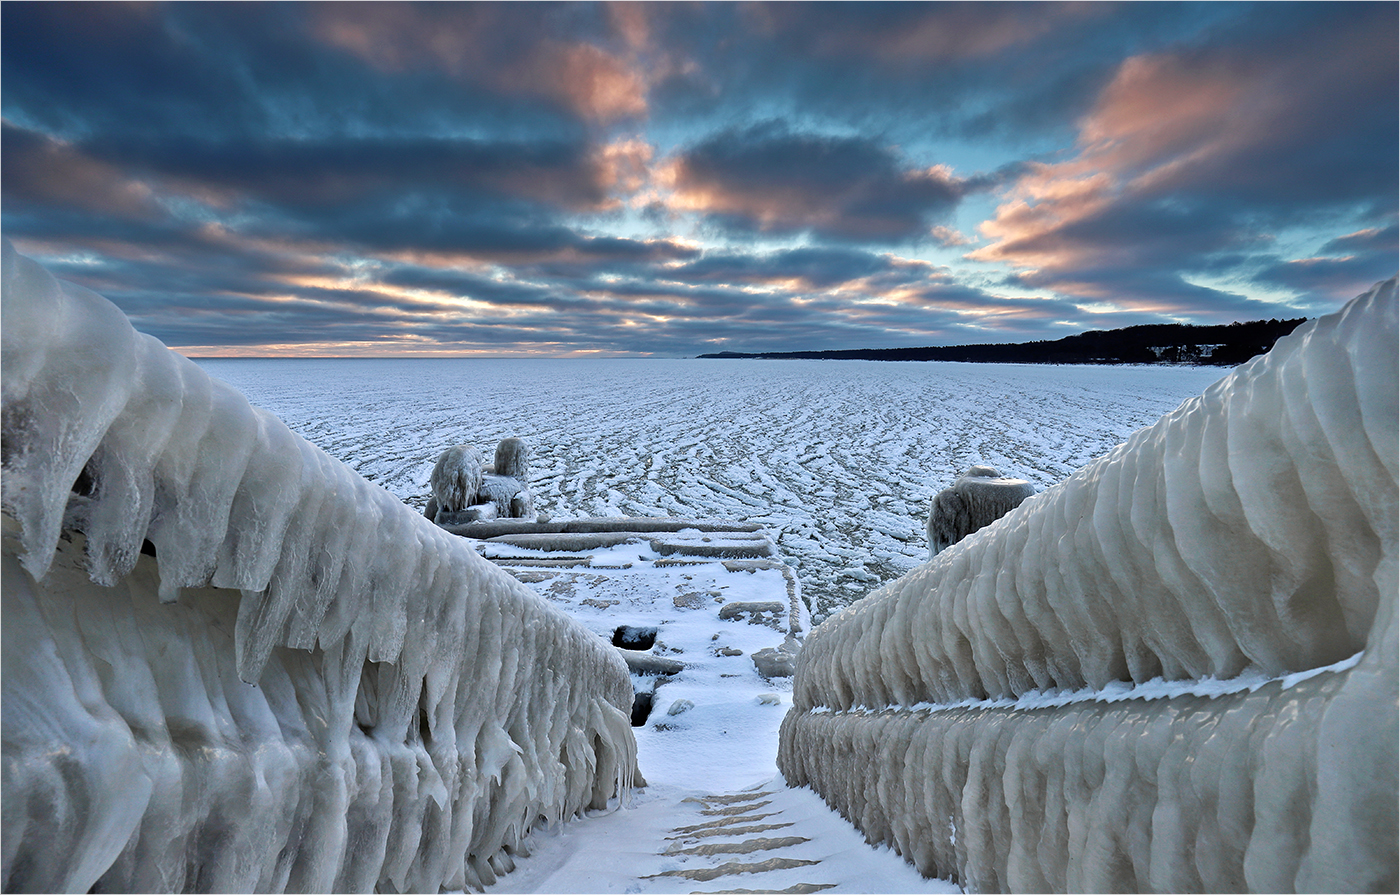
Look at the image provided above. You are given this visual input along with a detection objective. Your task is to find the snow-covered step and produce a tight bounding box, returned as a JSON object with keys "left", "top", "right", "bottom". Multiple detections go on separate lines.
{"left": 452, "top": 516, "right": 957, "bottom": 893}
{"left": 442, "top": 516, "right": 764, "bottom": 538}
{"left": 482, "top": 783, "right": 956, "bottom": 894}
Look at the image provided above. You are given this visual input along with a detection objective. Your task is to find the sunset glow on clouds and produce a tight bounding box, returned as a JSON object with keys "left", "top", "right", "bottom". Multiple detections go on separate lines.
{"left": 3, "top": 2, "right": 1395, "bottom": 356}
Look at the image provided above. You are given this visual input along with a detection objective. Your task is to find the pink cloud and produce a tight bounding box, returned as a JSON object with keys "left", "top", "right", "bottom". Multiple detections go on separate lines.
{"left": 970, "top": 15, "right": 1396, "bottom": 307}
{"left": 310, "top": 4, "right": 647, "bottom": 123}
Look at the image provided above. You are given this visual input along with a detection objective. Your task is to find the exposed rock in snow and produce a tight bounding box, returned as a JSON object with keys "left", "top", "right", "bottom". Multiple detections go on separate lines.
{"left": 925, "top": 466, "right": 1036, "bottom": 557}
{"left": 0, "top": 241, "right": 639, "bottom": 893}
{"left": 721, "top": 600, "right": 789, "bottom": 629}
{"left": 781, "top": 279, "right": 1399, "bottom": 893}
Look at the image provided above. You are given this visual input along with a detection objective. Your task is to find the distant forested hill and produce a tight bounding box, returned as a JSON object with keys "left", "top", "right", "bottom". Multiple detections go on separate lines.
{"left": 699, "top": 318, "right": 1308, "bottom": 366}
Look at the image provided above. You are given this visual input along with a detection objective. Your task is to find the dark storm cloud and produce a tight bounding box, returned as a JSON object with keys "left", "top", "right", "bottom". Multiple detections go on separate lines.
{"left": 672, "top": 247, "right": 898, "bottom": 287}
{"left": 84, "top": 134, "right": 622, "bottom": 211}
{"left": 1256, "top": 224, "right": 1399, "bottom": 303}
{"left": 1320, "top": 225, "right": 1400, "bottom": 257}
{"left": 1, "top": 2, "right": 602, "bottom": 139}
{"left": 638, "top": 2, "right": 1241, "bottom": 142}
{"left": 662, "top": 123, "right": 982, "bottom": 243}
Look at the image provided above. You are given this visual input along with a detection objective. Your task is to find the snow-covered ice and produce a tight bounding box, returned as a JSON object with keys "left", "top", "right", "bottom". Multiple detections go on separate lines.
{"left": 781, "top": 279, "right": 1399, "bottom": 892}
{"left": 197, "top": 354, "right": 1226, "bottom": 620}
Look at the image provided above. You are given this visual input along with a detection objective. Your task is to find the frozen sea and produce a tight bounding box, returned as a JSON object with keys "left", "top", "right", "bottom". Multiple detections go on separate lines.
{"left": 195, "top": 357, "right": 1227, "bottom": 618}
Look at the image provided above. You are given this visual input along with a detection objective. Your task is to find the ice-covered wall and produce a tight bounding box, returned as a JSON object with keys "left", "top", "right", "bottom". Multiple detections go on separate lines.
{"left": 780, "top": 279, "right": 1399, "bottom": 893}
{"left": 0, "top": 241, "right": 639, "bottom": 892}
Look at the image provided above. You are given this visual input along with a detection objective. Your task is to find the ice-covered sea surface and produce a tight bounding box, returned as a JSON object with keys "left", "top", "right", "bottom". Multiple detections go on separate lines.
{"left": 195, "top": 357, "right": 1226, "bottom": 618}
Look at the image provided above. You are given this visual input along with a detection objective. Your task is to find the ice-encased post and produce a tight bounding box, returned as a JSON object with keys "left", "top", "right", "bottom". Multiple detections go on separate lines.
{"left": 0, "top": 240, "right": 640, "bottom": 893}
{"left": 780, "top": 279, "right": 1398, "bottom": 893}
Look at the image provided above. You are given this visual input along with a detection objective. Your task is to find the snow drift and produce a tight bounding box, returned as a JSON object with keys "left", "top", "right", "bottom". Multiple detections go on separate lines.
{"left": 0, "top": 241, "right": 639, "bottom": 893}
{"left": 780, "top": 279, "right": 1398, "bottom": 892}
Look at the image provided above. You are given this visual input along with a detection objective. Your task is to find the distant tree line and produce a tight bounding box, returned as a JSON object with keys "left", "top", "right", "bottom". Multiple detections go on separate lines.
{"left": 699, "top": 318, "right": 1309, "bottom": 366}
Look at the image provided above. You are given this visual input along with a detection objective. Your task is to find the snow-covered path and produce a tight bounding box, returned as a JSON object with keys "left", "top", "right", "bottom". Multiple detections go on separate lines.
{"left": 457, "top": 518, "right": 960, "bottom": 894}
{"left": 488, "top": 782, "right": 956, "bottom": 894}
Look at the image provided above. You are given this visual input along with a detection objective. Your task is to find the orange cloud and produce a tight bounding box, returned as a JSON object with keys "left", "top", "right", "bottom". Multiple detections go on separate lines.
{"left": 970, "top": 47, "right": 1271, "bottom": 278}
{"left": 310, "top": 5, "right": 647, "bottom": 123}
{"left": 507, "top": 41, "right": 648, "bottom": 124}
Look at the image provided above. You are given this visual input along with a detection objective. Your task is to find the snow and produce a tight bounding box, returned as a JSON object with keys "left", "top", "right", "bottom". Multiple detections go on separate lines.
{"left": 197, "top": 354, "right": 1226, "bottom": 621}
{"left": 1, "top": 241, "right": 639, "bottom": 892}
{"left": 781, "top": 279, "right": 1399, "bottom": 892}
{"left": 462, "top": 530, "right": 957, "bottom": 894}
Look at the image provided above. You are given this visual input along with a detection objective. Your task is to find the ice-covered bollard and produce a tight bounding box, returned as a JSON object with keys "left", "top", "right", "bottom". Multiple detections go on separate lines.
{"left": 426, "top": 437, "right": 537, "bottom": 523}
{"left": 429, "top": 444, "right": 484, "bottom": 516}
{"left": 926, "top": 466, "right": 1036, "bottom": 556}
{"left": 492, "top": 436, "right": 530, "bottom": 479}
{"left": 481, "top": 436, "right": 535, "bottom": 519}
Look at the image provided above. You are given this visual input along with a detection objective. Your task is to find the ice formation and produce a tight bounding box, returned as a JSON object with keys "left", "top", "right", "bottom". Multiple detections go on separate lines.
{"left": 427, "top": 440, "right": 535, "bottom": 524}
{"left": 492, "top": 436, "right": 530, "bottom": 480}
{"left": 925, "top": 466, "right": 1036, "bottom": 557}
{"left": 781, "top": 279, "right": 1399, "bottom": 892}
{"left": 430, "top": 444, "right": 487, "bottom": 514}
{"left": 0, "top": 241, "right": 639, "bottom": 892}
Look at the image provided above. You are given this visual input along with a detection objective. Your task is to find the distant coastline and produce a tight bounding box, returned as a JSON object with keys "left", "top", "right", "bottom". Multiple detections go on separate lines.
{"left": 698, "top": 318, "right": 1307, "bottom": 366}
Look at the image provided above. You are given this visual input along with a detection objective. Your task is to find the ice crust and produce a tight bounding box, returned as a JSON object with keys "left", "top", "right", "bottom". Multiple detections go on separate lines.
{"left": 0, "top": 241, "right": 639, "bottom": 892}
{"left": 781, "top": 279, "right": 1399, "bottom": 892}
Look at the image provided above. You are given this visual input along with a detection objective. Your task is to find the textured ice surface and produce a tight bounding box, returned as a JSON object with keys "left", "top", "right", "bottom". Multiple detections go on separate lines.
{"left": 781, "top": 280, "right": 1398, "bottom": 892}
{"left": 0, "top": 241, "right": 639, "bottom": 892}
{"left": 196, "top": 352, "right": 1225, "bottom": 619}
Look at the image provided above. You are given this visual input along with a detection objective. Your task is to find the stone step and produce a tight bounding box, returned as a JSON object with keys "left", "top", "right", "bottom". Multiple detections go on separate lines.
{"left": 441, "top": 516, "right": 763, "bottom": 539}
{"left": 664, "top": 835, "right": 810, "bottom": 857}
{"left": 708, "top": 885, "right": 837, "bottom": 893}
{"left": 650, "top": 537, "right": 775, "bottom": 559}
{"left": 644, "top": 856, "right": 821, "bottom": 882}
{"left": 482, "top": 532, "right": 647, "bottom": 551}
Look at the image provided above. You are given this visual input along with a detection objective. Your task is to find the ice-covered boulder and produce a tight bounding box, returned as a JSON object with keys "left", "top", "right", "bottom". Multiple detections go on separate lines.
{"left": 925, "top": 466, "right": 1036, "bottom": 557}
{"left": 0, "top": 241, "right": 640, "bottom": 893}
{"left": 780, "top": 278, "right": 1398, "bottom": 892}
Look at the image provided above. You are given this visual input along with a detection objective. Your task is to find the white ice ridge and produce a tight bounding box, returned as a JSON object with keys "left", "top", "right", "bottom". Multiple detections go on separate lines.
{"left": 0, "top": 241, "right": 639, "bottom": 892}
{"left": 780, "top": 279, "right": 1398, "bottom": 892}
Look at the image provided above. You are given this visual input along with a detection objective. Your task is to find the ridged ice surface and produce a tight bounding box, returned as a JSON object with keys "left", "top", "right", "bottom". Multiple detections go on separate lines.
{"left": 0, "top": 241, "right": 639, "bottom": 892}
{"left": 195, "top": 349, "right": 1224, "bottom": 621}
{"left": 780, "top": 280, "right": 1399, "bottom": 892}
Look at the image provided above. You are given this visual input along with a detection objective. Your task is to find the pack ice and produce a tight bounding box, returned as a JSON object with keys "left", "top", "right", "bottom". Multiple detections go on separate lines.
{"left": 0, "top": 241, "right": 639, "bottom": 892}
{"left": 781, "top": 278, "right": 1399, "bottom": 892}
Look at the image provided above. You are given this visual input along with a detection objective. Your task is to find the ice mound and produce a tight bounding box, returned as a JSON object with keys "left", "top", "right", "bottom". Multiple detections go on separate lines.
{"left": 781, "top": 279, "right": 1398, "bottom": 892}
{"left": 0, "top": 241, "right": 639, "bottom": 892}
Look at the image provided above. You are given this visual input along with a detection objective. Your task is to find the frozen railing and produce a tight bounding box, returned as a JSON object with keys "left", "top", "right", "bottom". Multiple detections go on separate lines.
{"left": 1, "top": 241, "right": 639, "bottom": 892}
{"left": 780, "top": 279, "right": 1398, "bottom": 892}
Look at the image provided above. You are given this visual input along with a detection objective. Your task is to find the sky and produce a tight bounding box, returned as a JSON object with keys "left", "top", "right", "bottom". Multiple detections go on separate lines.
{"left": 3, "top": 2, "right": 1396, "bottom": 357}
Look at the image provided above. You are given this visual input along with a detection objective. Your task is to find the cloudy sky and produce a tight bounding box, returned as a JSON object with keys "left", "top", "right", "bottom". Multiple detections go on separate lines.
{"left": 4, "top": 2, "right": 1396, "bottom": 356}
